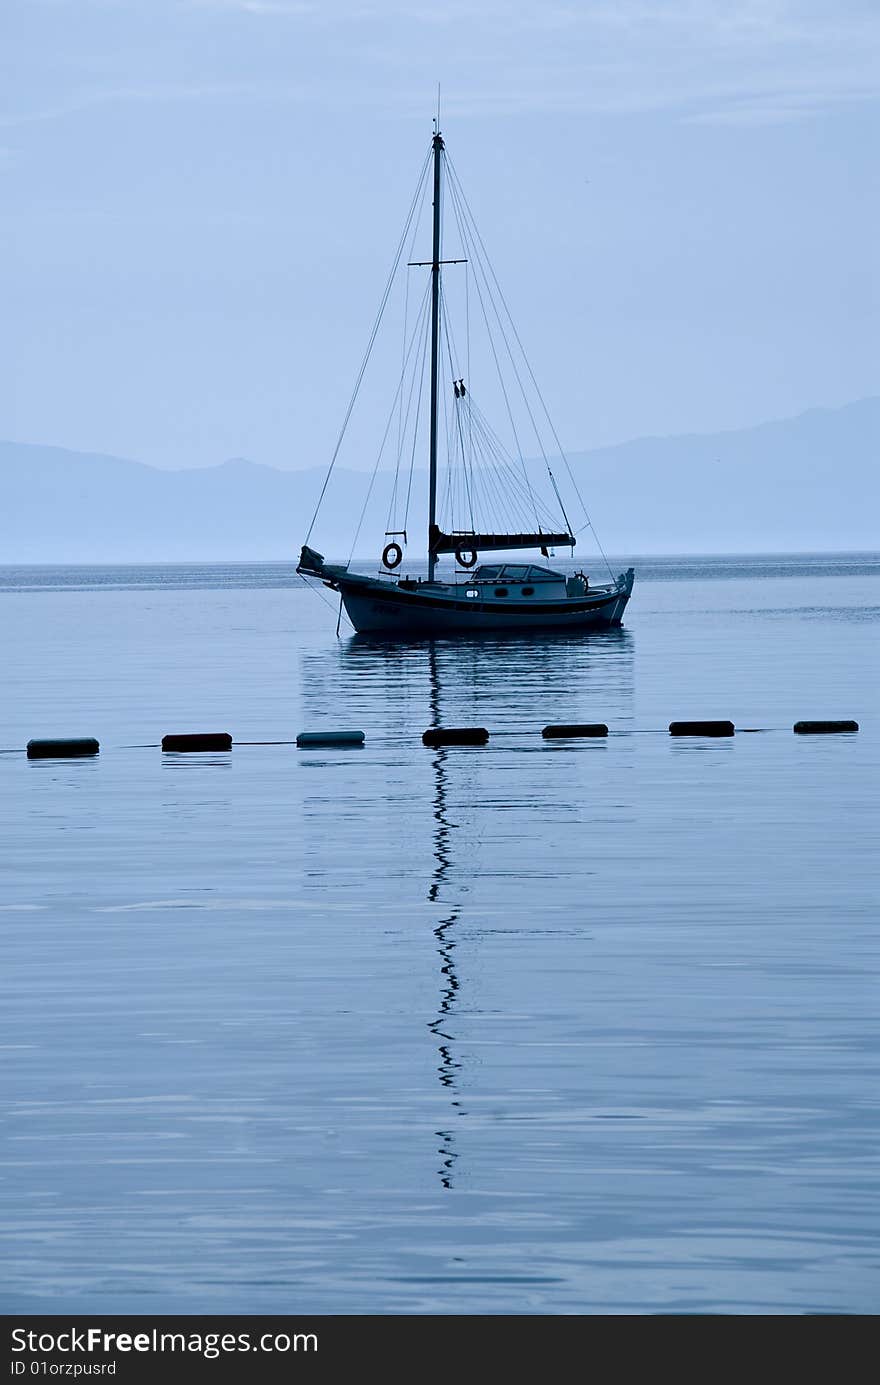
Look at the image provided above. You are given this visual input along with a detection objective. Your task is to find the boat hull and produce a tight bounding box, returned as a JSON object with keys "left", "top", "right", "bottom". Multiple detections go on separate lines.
{"left": 336, "top": 573, "right": 633, "bottom": 636}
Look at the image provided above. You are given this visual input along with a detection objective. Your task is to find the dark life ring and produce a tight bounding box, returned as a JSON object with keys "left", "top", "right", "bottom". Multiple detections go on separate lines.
{"left": 455, "top": 548, "right": 477, "bottom": 568}
{"left": 382, "top": 542, "right": 403, "bottom": 569}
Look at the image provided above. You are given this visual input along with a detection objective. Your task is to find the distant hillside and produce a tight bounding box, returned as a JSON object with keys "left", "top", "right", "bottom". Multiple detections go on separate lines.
{"left": 1, "top": 398, "right": 877, "bottom": 562}
{"left": 567, "top": 397, "right": 880, "bottom": 555}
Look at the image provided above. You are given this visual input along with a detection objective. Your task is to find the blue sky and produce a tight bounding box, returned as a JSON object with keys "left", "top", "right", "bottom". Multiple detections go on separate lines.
{"left": 2, "top": 0, "right": 878, "bottom": 469}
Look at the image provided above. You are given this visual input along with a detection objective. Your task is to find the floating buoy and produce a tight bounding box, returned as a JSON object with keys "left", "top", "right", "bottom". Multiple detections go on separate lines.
{"left": 26, "top": 737, "right": 99, "bottom": 759}
{"left": 422, "top": 727, "right": 489, "bottom": 746}
{"left": 161, "top": 733, "right": 232, "bottom": 752}
{"left": 669, "top": 720, "right": 735, "bottom": 737}
{"left": 296, "top": 730, "right": 365, "bottom": 747}
{"left": 793, "top": 720, "right": 859, "bottom": 735}
{"left": 542, "top": 723, "right": 608, "bottom": 739}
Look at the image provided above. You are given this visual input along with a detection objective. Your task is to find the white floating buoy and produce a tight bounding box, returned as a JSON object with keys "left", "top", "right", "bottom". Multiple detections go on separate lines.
{"left": 296, "top": 730, "right": 365, "bottom": 747}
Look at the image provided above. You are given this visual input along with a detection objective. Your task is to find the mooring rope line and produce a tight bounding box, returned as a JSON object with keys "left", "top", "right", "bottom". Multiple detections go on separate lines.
{"left": 4, "top": 725, "right": 830, "bottom": 759}
{"left": 236, "top": 740, "right": 299, "bottom": 746}
{"left": 299, "top": 571, "right": 355, "bottom": 633}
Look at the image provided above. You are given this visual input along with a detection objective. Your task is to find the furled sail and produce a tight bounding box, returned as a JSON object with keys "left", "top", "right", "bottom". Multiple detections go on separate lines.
{"left": 429, "top": 525, "right": 574, "bottom": 557}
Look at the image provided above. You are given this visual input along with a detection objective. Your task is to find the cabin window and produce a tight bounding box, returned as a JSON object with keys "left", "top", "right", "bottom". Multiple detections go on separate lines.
{"left": 494, "top": 588, "right": 508, "bottom": 598}
{"left": 466, "top": 589, "right": 479, "bottom": 599}
{"left": 521, "top": 586, "right": 534, "bottom": 596}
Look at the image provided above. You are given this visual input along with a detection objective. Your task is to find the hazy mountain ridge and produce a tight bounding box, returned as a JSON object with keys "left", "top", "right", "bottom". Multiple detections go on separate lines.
{"left": 1, "top": 398, "right": 877, "bottom": 562}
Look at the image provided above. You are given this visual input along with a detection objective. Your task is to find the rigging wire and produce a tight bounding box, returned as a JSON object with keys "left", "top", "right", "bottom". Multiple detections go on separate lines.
{"left": 439, "top": 282, "right": 475, "bottom": 533}
{"left": 447, "top": 165, "right": 560, "bottom": 539}
{"left": 349, "top": 276, "right": 433, "bottom": 565}
{"left": 437, "top": 275, "right": 563, "bottom": 539}
{"left": 403, "top": 310, "right": 431, "bottom": 534}
{"left": 393, "top": 264, "right": 410, "bottom": 502}
{"left": 462, "top": 220, "right": 577, "bottom": 540}
{"left": 448, "top": 159, "right": 553, "bottom": 474}
{"left": 387, "top": 276, "right": 433, "bottom": 534}
{"left": 439, "top": 277, "right": 491, "bottom": 534}
{"left": 440, "top": 253, "right": 562, "bottom": 537}
{"left": 304, "top": 146, "right": 432, "bottom": 546}
{"left": 466, "top": 398, "right": 558, "bottom": 529}
{"left": 390, "top": 178, "right": 432, "bottom": 522}
{"left": 445, "top": 152, "right": 615, "bottom": 578}
{"left": 307, "top": 134, "right": 614, "bottom": 582}
{"left": 398, "top": 183, "right": 429, "bottom": 441}
{"left": 442, "top": 155, "right": 572, "bottom": 544}
{"left": 465, "top": 259, "right": 474, "bottom": 475}
{"left": 299, "top": 571, "right": 355, "bottom": 631}
{"left": 440, "top": 318, "right": 453, "bottom": 548}
{"left": 443, "top": 161, "right": 541, "bottom": 534}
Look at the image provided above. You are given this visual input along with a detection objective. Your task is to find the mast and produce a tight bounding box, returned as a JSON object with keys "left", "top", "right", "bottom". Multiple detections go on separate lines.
{"left": 427, "top": 129, "right": 444, "bottom": 582}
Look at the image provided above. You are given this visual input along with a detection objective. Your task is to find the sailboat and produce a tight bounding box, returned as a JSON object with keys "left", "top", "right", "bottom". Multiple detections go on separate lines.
{"left": 298, "top": 126, "right": 634, "bottom": 636}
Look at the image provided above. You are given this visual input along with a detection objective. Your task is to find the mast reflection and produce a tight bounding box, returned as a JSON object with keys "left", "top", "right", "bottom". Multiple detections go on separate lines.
{"left": 319, "top": 624, "right": 635, "bottom": 1190}
{"left": 426, "top": 640, "right": 465, "bottom": 1188}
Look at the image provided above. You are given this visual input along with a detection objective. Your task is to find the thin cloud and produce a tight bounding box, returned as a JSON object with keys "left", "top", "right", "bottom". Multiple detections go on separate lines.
{"left": 190, "top": 0, "right": 317, "bottom": 12}
{"left": 6, "top": 0, "right": 879, "bottom": 129}
{"left": 191, "top": 0, "right": 880, "bottom": 125}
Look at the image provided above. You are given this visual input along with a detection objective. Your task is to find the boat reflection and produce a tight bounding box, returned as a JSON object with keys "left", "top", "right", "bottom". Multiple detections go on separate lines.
{"left": 301, "top": 625, "right": 635, "bottom": 1188}
{"left": 425, "top": 641, "right": 465, "bottom": 1188}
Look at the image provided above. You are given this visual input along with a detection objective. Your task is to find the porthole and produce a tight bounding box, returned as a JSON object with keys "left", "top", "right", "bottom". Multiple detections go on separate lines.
{"left": 494, "top": 588, "right": 508, "bottom": 597}
{"left": 521, "top": 586, "right": 534, "bottom": 596}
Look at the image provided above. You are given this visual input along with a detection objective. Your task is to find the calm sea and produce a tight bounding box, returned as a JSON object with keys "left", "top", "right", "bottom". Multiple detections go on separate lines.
{"left": 1, "top": 553, "right": 878, "bottom": 1315}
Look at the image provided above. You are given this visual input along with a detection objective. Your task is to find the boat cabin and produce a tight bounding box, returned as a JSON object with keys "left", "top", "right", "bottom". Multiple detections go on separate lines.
{"left": 406, "top": 563, "right": 590, "bottom": 601}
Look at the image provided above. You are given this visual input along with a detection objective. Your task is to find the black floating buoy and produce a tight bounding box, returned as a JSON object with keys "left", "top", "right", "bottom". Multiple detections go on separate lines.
{"left": 422, "top": 727, "right": 489, "bottom": 746}
{"left": 793, "top": 720, "right": 859, "bottom": 735}
{"left": 26, "top": 737, "right": 99, "bottom": 759}
{"left": 161, "top": 733, "right": 232, "bottom": 752}
{"left": 669, "top": 720, "right": 735, "bottom": 737}
{"left": 542, "top": 723, "right": 608, "bottom": 739}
